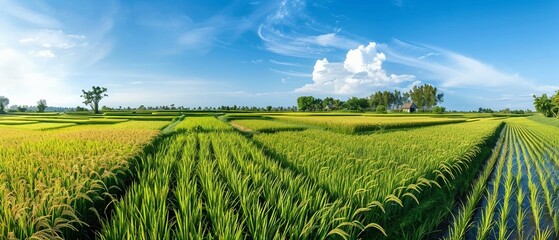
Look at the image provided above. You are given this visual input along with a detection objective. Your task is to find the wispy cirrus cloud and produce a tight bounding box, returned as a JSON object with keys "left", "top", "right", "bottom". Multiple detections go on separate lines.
{"left": 380, "top": 39, "right": 536, "bottom": 90}
{"left": 269, "top": 59, "right": 305, "bottom": 67}
{"left": 270, "top": 68, "right": 312, "bottom": 77}
{"left": 158, "top": 2, "right": 276, "bottom": 53}
{"left": 258, "top": 0, "right": 359, "bottom": 58}
{"left": 0, "top": 0, "right": 61, "bottom": 28}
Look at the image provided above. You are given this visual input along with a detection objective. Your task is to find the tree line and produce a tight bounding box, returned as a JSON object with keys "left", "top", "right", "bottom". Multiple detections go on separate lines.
{"left": 0, "top": 97, "right": 48, "bottom": 114}
{"left": 297, "top": 83, "right": 444, "bottom": 112}
{"left": 533, "top": 90, "right": 559, "bottom": 118}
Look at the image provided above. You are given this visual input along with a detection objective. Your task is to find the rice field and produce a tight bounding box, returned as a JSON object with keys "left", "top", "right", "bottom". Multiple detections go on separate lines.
{"left": 175, "top": 116, "right": 232, "bottom": 132}
{"left": 3, "top": 117, "right": 128, "bottom": 124}
{"left": 230, "top": 119, "right": 306, "bottom": 133}
{"left": 1, "top": 112, "right": 557, "bottom": 239}
{"left": 443, "top": 118, "right": 559, "bottom": 240}
{"left": 0, "top": 120, "right": 170, "bottom": 239}
{"left": 271, "top": 115, "right": 467, "bottom": 134}
{"left": 0, "top": 120, "right": 38, "bottom": 125}
{"left": 254, "top": 120, "right": 504, "bottom": 238}
{"left": 0, "top": 122, "right": 77, "bottom": 130}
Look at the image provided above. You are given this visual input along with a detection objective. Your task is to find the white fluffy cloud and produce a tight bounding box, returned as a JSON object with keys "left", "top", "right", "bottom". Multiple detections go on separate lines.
{"left": 295, "top": 42, "right": 416, "bottom": 94}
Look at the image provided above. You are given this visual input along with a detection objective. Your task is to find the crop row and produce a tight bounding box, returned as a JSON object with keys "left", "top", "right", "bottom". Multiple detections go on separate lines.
{"left": 253, "top": 120, "right": 503, "bottom": 238}
{"left": 98, "top": 118, "right": 502, "bottom": 239}
{"left": 444, "top": 118, "right": 559, "bottom": 239}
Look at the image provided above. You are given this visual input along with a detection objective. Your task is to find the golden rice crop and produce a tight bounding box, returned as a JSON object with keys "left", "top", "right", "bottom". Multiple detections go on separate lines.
{"left": 230, "top": 119, "right": 305, "bottom": 133}
{"left": 0, "top": 122, "right": 77, "bottom": 130}
{"left": 0, "top": 121, "right": 169, "bottom": 239}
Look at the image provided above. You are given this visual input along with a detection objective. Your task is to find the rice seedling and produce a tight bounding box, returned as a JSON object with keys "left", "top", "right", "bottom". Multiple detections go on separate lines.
{"left": 475, "top": 145, "right": 505, "bottom": 240}
{"left": 444, "top": 125, "right": 509, "bottom": 240}
{"left": 442, "top": 118, "right": 559, "bottom": 240}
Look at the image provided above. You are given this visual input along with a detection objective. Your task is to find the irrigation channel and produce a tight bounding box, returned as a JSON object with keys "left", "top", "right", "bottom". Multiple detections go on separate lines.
{"left": 443, "top": 120, "right": 559, "bottom": 240}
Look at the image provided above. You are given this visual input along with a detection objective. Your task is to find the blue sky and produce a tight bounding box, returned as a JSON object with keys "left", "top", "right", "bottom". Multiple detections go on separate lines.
{"left": 0, "top": 0, "right": 557, "bottom": 110}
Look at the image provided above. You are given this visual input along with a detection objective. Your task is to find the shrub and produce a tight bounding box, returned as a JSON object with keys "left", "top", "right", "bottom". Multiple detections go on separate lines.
{"left": 433, "top": 106, "right": 446, "bottom": 114}
{"left": 376, "top": 105, "right": 387, "bottom": 114}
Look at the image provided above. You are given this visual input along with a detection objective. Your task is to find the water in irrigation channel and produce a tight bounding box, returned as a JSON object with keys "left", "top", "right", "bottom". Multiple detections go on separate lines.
{"left": 464, "top": 127, "right": 559, "bottom": 240}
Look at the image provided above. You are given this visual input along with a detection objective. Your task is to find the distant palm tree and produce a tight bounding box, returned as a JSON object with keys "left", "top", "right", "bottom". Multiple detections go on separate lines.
{"left": 533, "top": 94, "right": 554, "bottom": 117}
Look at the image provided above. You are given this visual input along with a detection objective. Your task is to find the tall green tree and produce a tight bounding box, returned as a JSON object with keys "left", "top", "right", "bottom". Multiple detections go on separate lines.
{"left": 368, "top": 91, "right": 383, "bottom": 109}
{"left": 552, "top": 90, "right": 559, "bottom": 118}
{"left": 409, "top": 84, "right": 444, "bottom": 111}
{"left": 382, "top": 91, "right": 392, "bottom": 109}
{"left": 313, "top": 98, "right": 324, "bottom": 111}
{"left": 37, "top": 99, "right": 47, "bottom": 112}
{"left": 533, "top": 94, "right": 555, "bottom": 117}
{"left": 0, "top": 96, "right": 9, "bottom": 113}
{"left": 333, "top": 99, "right": 344, "bottom": 109}
{"left": 346, "top": 97, "right": 369, "bottom": 111}
{"left": 297, "top": 96, "right": 315, "bottom": 111}
{"left": 323, "top": 97, "right": 335, "bottom": 107}
{"left": 393, "top": 90, "right": 404, "bottom": 109}
{"left": 81, "top": 86, "right": 108, "bottom": 114}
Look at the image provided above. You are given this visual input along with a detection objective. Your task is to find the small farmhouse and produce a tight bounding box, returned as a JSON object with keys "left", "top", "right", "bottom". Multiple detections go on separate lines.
{"left": 402, "top": 102, "right": 417, "bottom": 113}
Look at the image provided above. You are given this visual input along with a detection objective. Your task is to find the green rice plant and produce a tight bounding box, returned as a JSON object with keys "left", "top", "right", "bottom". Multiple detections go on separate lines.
{"left": 444, "top": 125, "right": 509, "bottom": 240}
{"left": 475, "top": 146, "right": 506, "bottom": 240}
{"left": 211, "top": 131, "right": 356, "bottom": 238}
{"left": 210, "top": 133, "right": 282, "bottom": 238}
{"left": 516, "top": 124, "right": 559, "bottom": 236}
{"left": 172, "top": 135, "right": 206, "bottom": 240}
{"left": 506, "top": 119, "right": 558, "bottom": 238}
{"left": 230, "top": 119, "right": 306, "bottom": 133}
{"left": 255, "top": 120, "right": 503, "bottom": 238}
{"left": 98, "top": 136, "right": 186, "bottom": 239}
{"left": 196, "top": 136, "right": 245, "bottom": 239}
{"left": 443, "top": 118, "right": 559, "bottom": 240}
{"left": 476, "top": 192, "right": 498, "bottom": 240}
{"left": 497, "top": 158, "right": 514, "bottom": 240}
